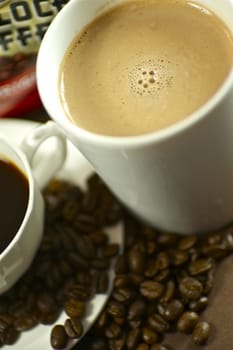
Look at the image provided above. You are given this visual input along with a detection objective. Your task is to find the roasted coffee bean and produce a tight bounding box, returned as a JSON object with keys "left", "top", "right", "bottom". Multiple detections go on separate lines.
{"left": 203, "top": 269, "right": 215, "bottom": 295}
{"left": 129, "top": 273, "right": 144, "bottom": 286}
{"left": 91, "top": 258, "right": 110, "bottom": 270}
{"left": 157, "top": 233, "right": 177, "bottom": 247}
{"left": 128, "top": 319, "right": 142, "bottom": 329}
{"left": 64, "top": 318, "right": 83, "bottom": 338}
{"left": 50, "top": 325, "right": 68, "bottom": 349}
{"left": 128, "top": 299, "right": 147, "bottom": 321}
{"left": 64, "top": 299, "right": 86, "bottom": 318}
{"left": 105, "top": 322, "right": 122, "bottom": 339}
{"left": 112, "top": 287, "right": 134, "bottom": 303}
{"left": 109, "top": 335, "right": 126, "bottom": 350}
{"left": 90, "top": 337, "right": 109, "bottom": 350}
{"left": 146, "top": 240, "right": 157, "bottom": 255}
{"left": 169, "top": 249, "right": 189, "bottom": 267}
{"left": 192, "top": 321, "right": 211, "bottom": 345}
{"left": 89, "top": 231, "right": 109, "bottom": 246}
{"left": 160, "top": 280, "right": 175, "bottom": 305}
{"left": 163, "top": 299, "right": 184, "bottom": 322}
{"left": 107, "top": 301, "right": 126, "bottom": 318}
{"left": 1, "top": 326, "right": 19, "bottom": 345}
{"left": 140, "top": 281, "right": 164, "bottom": 301}
{"left": 144, "top": 259, "right": 160, "bottom": 278}
{"left": 92, "top": 270, "right": 109, "bottom": 294}
{"left": 100, "top": 243, "right": 119, "bottom": 258}
{"left": 128, "top": 244, "right": 146, "bottom": 274}
{"left": 114, "top": 275, "right": 132, "bottom": 289}
{"left": 189, "top": 297, "right": 208, "bottom": 313}
{"left": 157, "top": 252, "right": 170, "bottom": 270}
{"left": 67, "top": 284, "right": 91, "bottom": 301}
{"left": 0, "top": 318, "right": 10, "bottom": 332}
{"left": 154, "top": 269, "right": 170, "bottom": 283}
{"left": 126, "top": 328, "right": 141, "bottom": 349}
{"left": 178, "top": 236, "right": 197, "bottom": 251}
{"left": 37, "top": 292, "right": 58, "bottom": 314}
{"left": 179, "top": 277, "right": 203, "bottom": 300}
{"left": 114, "top": 255, "right": 128, "bottom": 274}
{"left": 73, "top": 213, "right": 98, "bottom": 233}
{"left": 75, "top": 235, "right": 96, "bottom": 259}
{"left": 188, "top": 258, "right": 213, "bottom": 276}
{"left": 68, "top": 252, "right": 89, "bottom": 270}
{"left": 14, "top": 316, "right": 37, "bottom": 332}
{"left": 177, "top": 311, "right": 199, "bottom": 334}
{"left": 142, "top": 327, "right": 159, "bottom": 344}
{"left": 38, "top": 311, "right": 60, "bottom": 325}
{"left": 147, "top": 314, "right": 170, "bottom": 333}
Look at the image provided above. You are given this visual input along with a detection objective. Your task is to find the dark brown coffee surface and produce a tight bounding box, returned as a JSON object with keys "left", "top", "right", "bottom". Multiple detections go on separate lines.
{"left": 0, "top": 159, "right": 29, "bottom": 253}
{"left": 59, "top": 0, "right": 233, "bottom": 136}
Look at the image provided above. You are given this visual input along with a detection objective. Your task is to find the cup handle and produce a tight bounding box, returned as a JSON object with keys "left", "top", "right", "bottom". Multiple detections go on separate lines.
{"left": 20, "top": 121, "right": 67, "bottom": 189}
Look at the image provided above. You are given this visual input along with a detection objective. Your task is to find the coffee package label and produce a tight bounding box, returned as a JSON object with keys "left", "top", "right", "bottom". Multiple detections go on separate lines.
{"left": 0, "top": 0, "right": 69, "bottom": 117}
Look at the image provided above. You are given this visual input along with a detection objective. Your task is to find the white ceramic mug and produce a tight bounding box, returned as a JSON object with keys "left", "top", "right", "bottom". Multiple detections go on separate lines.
{"left": 0, "top": 122, "right": 66, "bottom": 294}
{"left": 36, "top": 0, "right": 233, "bottom": 234}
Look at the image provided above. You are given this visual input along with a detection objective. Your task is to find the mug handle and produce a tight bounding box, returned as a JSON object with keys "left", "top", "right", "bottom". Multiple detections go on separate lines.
{"left": 20, "top": 121, "right": 67, "bottom": 189}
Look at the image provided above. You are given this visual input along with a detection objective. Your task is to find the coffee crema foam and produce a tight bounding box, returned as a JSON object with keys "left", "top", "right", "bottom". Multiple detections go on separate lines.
{"left": 59, "top": 0, "right": 233, "bottom": 136}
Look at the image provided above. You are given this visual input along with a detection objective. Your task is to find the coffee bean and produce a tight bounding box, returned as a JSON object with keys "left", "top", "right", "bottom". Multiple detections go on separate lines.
{"left": 192, "top": 321, "right": 211, "bottom": 345}
{"left": 188, "top": 258, "right": 213, "bottom": 276}
{"left": 142, "top": 327, "right": 159, "bottom": 344}
{"left": 178, "top": 236, "right": 197, "bottom": 251}
{"left": 64, "top": 299, "right": 86, "bottom": 318}
{"left": 100, "top": 243, "right": 119, "bottom": 258}
{"left": 163, "top": 299, "right": 184, "bottom": 322}
{"left": 50, "top": 325, "right": 68, "bottom": 349}
{"left": 160, "top": 280, "right": 175, "bottom": 305}
{"left": 109, "top": 335, "right": 126, "bottom": 350}
{"left": 140, "top": 281, "right": 164, "bottom": 301}
{"left": 105, "top": 322, "right": 122, "bottom": 339}
{"left": 189, "top": 297, "right": 208, "bottom": 313}
{"left": 64, "top": 318, "right": 83, "bottom": 338}
{"left": 126, "top": 328, "right": 141, "bottom": 349}
{"left": 107, "top": 301, "right": 126, "bottom": 318}
{"left": 179, "top": 277, "right": 203, "bottom": 300}
{"left": 114, "top": 255, "right": 128, "bottom": 274}
{"left": 147, "top": 314, "right": 170, "bottom": 333}
{"left": 14, "top": 316, "right": 37, "bottom": 332}
{"left": 128, "top": 299, "right": 147, "bottom": 321}
{"left": 128, "top": 244, "right": 146, "bottom": 274}
{"left": 113, "top": 287, "right": 134, "bottom": 303}
{"left": 177, "top": 311, "right": 199, "bottom": 334}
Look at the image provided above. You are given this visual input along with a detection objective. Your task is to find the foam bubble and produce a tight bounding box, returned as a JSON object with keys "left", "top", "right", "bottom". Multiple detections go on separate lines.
{"left": 128, "top": 58, "right": 173, "bottom": 96}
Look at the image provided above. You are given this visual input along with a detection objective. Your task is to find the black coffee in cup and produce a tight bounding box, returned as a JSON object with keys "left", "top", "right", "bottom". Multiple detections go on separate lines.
{"left": 0, "top": 158, "right": 29, "bottom": 253}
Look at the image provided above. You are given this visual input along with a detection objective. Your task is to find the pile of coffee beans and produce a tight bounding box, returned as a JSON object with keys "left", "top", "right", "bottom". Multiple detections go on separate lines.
{"left": 0, "top": 174, "right": 122, "bottom": 348}
{"left": 0, "top": 173, "right": 233, "bottom": 349}
{"left": 73, "top": 190, "right": 233, "bottom": 349}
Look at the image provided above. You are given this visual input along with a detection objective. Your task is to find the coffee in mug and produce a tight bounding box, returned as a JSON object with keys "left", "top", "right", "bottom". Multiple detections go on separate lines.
{"left": 59, "top": 0, "right": 233, "bottom": 136}
{"left": 0, "top": 158, "right": 29, "bottom": 254}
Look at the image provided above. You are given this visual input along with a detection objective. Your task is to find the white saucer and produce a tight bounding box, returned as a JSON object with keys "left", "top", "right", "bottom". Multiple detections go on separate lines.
{"left": 0, "top": 118, "right": 123, "bottom": 349}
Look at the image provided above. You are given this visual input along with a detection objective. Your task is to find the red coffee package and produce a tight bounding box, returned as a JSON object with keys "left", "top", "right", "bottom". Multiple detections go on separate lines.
{"left": 0, "top": 0, "right": 69, "bottom": 118}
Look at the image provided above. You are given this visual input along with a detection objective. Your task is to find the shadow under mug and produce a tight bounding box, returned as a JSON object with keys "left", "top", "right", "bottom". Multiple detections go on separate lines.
{"left": 37, "top": 0, "right": 233, "bottom": 234}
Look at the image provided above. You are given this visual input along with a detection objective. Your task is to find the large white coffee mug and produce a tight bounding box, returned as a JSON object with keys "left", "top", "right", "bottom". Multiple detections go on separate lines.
{"left": 37, "top": 0, "right": 233, "bottom": 234}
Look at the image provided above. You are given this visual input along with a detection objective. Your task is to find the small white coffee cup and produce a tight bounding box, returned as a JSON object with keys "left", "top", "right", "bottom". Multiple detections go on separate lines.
{"left": 36, "top": 0, "right": 233, "bottom": 234}
{"left": 0, "top": 121, "right": 66, "bottom": 294}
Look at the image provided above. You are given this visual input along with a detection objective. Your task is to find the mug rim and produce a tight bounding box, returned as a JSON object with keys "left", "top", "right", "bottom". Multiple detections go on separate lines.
{"left": 0, "top": 137, "right": 34, "bottom": 258}
{"left": 37, "top": 0, "right": 233, "bottom": 148}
